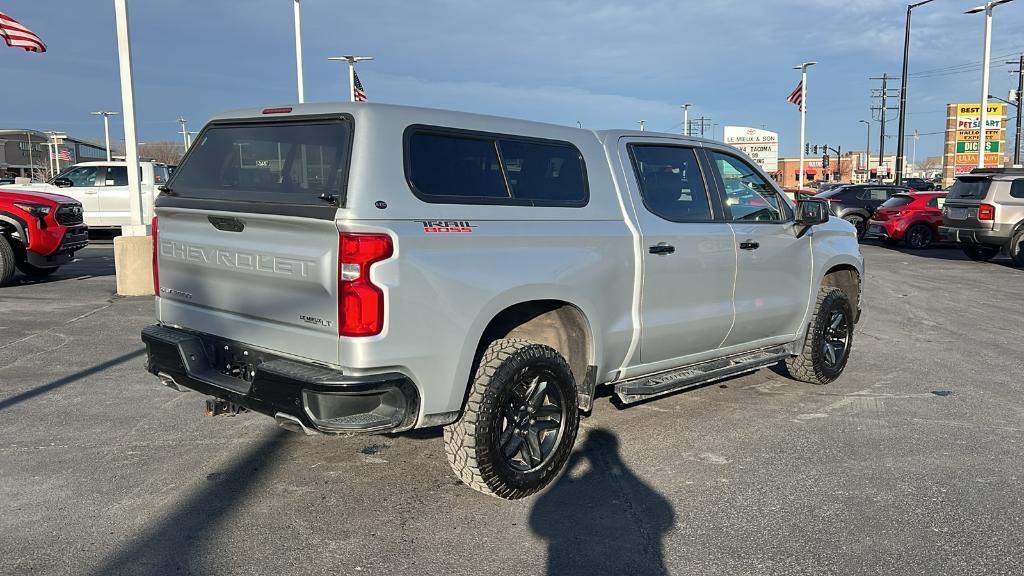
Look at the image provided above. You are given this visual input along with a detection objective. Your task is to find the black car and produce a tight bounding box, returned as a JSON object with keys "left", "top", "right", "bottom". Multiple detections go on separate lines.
{"left": 815, "top": 184, "right": 911, "bottom": 240}
{"left": 903, "top": 177, "right": 935, "bottom": 191}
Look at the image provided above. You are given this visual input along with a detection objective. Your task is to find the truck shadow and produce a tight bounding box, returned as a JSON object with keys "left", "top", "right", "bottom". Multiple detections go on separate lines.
{"left": 0, "top": 348, "right": 145, "bottom": 412}
{"left": 530, "top": 428, "right": 675, "bottom": 576}
{"left": 86, "top": 430, "right": 291, "bottom": 576}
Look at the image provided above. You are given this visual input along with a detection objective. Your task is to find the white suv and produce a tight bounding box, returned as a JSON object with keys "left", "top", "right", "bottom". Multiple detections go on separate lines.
{"left": 12, "top": 160, "right": 170, "bottom": 229}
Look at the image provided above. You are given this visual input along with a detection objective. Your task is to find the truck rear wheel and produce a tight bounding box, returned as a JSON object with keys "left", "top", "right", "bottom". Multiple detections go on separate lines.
{"left": 16, "top": 262, "right": 59, "bottom": 277}
{"left": 1009, "top": 230, "right": 1024, "bottom": 267}
{"left": 0, "top": 236, "right": 16, "bottom": 286}
{"left": 785, "top": 287, "right": 853, "bottom": 385}
{"left": 443, "top": 338, "right": 579, "bottom": 499}
{"left": 960, "top": 244, "right": 999, "bottom": 262}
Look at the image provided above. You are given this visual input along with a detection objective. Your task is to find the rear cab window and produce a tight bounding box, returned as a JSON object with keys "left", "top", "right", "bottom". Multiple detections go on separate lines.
{"left": 405, "top": 126, "right": 588, "bottom": 206}
{"left": 169, "top": 117, "right": 352, "bottom": 206}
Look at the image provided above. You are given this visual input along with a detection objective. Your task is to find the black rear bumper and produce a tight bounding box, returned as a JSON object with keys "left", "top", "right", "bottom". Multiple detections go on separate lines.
{"left": 142, "top": 324, "right": 418, "bottom": 433}
{"left": 938, "top": 225, "right": 1011, "bottom": 246}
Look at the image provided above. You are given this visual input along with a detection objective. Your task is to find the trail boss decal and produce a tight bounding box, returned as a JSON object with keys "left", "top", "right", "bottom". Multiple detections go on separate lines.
{"left": 417, "top": 220, "right": 476, "bottom": 234}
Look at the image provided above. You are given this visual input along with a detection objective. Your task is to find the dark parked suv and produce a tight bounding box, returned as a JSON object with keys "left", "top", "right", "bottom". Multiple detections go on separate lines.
{"left": 940, "top": 168, "right": 1024, "bottom": 265}
{"left": 816, "top": 185, "right": 911, "bottom": 239}
{"left": 904, "top": 178, "right": 936, "bottom": 191}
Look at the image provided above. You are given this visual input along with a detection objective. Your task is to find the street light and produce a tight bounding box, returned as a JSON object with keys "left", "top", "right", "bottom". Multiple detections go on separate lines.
{"left": 793, "top": 61, "right": 817, "bottom": 190}
{"left": 91, "top": 111, "right": 119, "bottom": 161}
{"left": 895, "top": 0, "right": 937, "bottom": 185}
{"left": 327, "top": 55, "right": 373, "bottom": 102}
{"left": 965, "top": 0, "right": 1017, "bottom": 168}
{"left": 680, "top": 103, "right": 692, "bottom": 136}
{"left": 177, "top": 117, "right": 189, "bottom": 151}
{"left": 859, "top": 120, "right": 871, "bottom": 182}
{"left": 638, "top": 120, "right": 646, "bottom": 132}
{"left": 990, "top": 92, "right": 1020, "bottom": 163}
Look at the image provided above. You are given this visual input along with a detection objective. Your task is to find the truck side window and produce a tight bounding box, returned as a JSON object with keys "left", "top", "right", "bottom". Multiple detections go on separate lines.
{"left": 1011, "top": 180, "right": 1024, "bottom": 199}
{"left": 406, "top": 128, "right": 589, "bottom": 206}
{"left": 408, "top": 132, "right": 508, "bottom": 199}
{"left": 629, "top": 146, "right": 712, "bottom": 222}
{"left": 709, "top": 151, "right": 783, "bottom": 222}
{"left": 106, "top": 166, "right": 129, "bottom": 186}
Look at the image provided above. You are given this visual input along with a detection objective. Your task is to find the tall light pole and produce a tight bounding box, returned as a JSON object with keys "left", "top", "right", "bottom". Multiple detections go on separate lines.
{"left": 328, "top": 55, "right": 373, "bottom": 102}
{"left": 177, "top": 117, "right": 189, "bottom": 151}
{"left": 293, "top": 0, "right": 304, "bottom": 103}
{"left": 966, "top": 0, "right": 1016, "bottom": 169}
{"left": 859, "top": 119, "right": 871, "bottom": 182}
{"left": 681, "top": 103, "right": 692, "bottom": 136}
{"left": 895, "top": 0, "right": 936, "bottom": 185}
{"left": 91, "top": 111, "right": 119, "bottom": 161}
{"left": 794, "top": 61, "right": 817, "bottom": 190}
{"left": 638, "top": 120, "right": 646, "bottom": 132}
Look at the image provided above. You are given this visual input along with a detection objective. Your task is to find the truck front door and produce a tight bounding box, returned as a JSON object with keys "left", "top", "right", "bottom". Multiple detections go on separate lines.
{"left": 704, "top": 149, "right": 813, "bottom": 348}
{"left": 620, "top": 141, "right": 737, "bottom": 370}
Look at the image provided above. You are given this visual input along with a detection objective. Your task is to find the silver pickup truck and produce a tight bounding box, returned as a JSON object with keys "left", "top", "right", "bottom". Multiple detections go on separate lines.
{"left": 143, "top": 102, "right": 863, "bottom": 499}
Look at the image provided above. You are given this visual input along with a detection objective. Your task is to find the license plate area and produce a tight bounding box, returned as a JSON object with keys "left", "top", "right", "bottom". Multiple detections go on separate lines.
{"left": 212, "top": 342, "right": 260, "bottom": 384}
{"left": 947, "top": 207, "right": 967, "bottom": 219}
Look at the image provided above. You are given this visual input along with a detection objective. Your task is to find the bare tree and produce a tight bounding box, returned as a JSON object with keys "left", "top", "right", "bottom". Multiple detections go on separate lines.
{"left": 138, "top": 141, "right": 184, "bottom": 165}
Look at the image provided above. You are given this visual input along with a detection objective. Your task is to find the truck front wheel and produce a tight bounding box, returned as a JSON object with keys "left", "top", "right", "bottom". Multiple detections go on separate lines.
{"left": 0, "top": 236, "right": 16, "bottom": 286}
{"left": 443, "top": 338, "right": 579, "bottom": 499}
{"left": 785, "top": 287, "right": 854, "bottom": 385}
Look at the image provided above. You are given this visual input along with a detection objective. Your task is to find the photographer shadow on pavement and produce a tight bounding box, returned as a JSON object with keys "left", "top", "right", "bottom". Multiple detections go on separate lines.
{"left": 529, "top": 428, "right": 675, "bottom": 576}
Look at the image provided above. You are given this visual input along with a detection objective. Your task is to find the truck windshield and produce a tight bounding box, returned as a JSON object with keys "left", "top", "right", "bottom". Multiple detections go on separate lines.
{"left": 169, "top": 119, "right": 352, "bottom": 205}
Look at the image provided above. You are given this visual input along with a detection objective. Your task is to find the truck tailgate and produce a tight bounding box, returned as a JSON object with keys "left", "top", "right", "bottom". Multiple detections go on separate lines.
{"left": 156, "top": 208, "right": 341, "bottom": 365}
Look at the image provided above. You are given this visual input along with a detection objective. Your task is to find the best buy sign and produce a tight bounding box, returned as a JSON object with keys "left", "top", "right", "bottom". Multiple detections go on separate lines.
{"left": 956, "top": 141, "right": 1000, "bottom": 153}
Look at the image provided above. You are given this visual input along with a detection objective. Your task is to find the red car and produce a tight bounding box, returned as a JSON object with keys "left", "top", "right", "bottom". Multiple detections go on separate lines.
{"left": 866, "top": 191, "right": 946, "bottom": 249}
{"left": 0, "top": 188, "right": 89, "bottom": 285}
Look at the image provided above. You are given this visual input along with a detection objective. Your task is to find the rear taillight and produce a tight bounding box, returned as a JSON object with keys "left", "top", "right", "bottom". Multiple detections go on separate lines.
{"left": 338, "top": 233, "right": 393, "bottom": 337}
{"left": 151, "top": 216, "right": 159, "bottom": 295}
{"left": 978, "top": 204, "right": 995, "bottom": 221}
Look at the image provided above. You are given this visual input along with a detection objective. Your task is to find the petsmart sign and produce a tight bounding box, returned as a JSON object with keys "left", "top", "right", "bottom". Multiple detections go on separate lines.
{"left": 724, "top": 126, "right": 779, "bottom": 172}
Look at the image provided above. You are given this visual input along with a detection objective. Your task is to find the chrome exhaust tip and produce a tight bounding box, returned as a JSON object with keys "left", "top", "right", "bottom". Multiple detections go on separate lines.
{"left": 275, "top": 412, "right": 318, "bottom": 436}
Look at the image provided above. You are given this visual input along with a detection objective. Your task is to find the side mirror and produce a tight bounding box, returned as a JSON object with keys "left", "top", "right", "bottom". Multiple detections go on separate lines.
{"left": 795, "top": 199, "right": 829, "bottom": 226}
{"left": 53, "top": 177, "right": 73, "bottom": 188}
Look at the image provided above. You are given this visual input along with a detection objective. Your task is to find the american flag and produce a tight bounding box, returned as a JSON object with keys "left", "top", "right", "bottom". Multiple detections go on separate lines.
{"left": 52, "top": 149, "right": 72, "bottom": 162}
{"left": 787, "top": 80, "right": 803, "bottom": 112}
{"left": 0, "top": 11, "right": 47, "bottom": 53}
{"left": 353, "top": 70, "right": 367, "bottom": 102}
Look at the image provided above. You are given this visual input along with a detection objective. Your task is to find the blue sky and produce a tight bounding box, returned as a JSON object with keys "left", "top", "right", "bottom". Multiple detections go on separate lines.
{"left": 3, "top": 0, "right": 1024, "bottom": 159}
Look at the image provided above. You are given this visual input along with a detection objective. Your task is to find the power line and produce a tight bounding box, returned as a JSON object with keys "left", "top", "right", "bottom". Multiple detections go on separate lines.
{"left": 908, "top": 49, "right": 1023, "bottom": 79}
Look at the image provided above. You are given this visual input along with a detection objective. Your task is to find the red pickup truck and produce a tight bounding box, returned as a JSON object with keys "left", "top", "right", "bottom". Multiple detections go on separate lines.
{"left": 0, "top": 188, "right": 89, "bottom": 285}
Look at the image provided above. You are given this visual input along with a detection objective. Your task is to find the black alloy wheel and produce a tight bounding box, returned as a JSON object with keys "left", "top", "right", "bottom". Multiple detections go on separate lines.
{"left": 498, "top": 368, "right": 568, "bottom": 473}
{"left": 820, "top": 306, "right": 852, "bottom": 371}
{"left": 904, "top": 224, "right": 933, "bottom": 250}
{"left": 844, "top": 215, "right": 866, "bottom": 240}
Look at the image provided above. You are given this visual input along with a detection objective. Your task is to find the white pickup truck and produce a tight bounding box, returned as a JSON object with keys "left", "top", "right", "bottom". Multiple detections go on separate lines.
{"left": 11, "top": 160, "right": 170, "bottom": 229}
{"left": 142, "top": 103, "right": 863, "bottom": 499}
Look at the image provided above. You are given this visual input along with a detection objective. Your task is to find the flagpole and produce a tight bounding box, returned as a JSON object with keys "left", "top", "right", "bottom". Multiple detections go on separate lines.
{"left": 793, "top": 61, "right": 817, "bottom": 190}
{"left": 348, "top": 60, "right": 355, "bottom": 103}
{"left": 293, "top": 0, "right": 304, "bottom": 103}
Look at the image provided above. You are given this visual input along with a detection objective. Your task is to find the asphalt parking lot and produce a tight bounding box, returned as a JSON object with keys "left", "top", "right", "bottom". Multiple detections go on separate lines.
{"left": 1, "top": 241, "right": 1022, "bottom": 576}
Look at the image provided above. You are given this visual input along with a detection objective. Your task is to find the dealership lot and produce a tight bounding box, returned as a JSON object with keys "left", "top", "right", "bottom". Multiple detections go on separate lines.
{"left": 1, "top": 243, "right": 1022, "bottom": 576}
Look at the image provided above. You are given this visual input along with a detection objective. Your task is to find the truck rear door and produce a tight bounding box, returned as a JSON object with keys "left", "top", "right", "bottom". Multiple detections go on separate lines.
{"left": 154, "top": 116, "right": 352, "bottom": 366}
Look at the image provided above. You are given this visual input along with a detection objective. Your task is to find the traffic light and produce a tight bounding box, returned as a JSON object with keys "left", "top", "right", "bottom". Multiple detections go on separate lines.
{"left": 822, "top": 154, "right": 830, "bottom": 168}
{"left": 805, "top": 143, "right": 811, "bottom": 155}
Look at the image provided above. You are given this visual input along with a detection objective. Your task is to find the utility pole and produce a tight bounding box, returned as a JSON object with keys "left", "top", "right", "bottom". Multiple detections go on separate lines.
{"left": 871, "top": 74, "right": 900, "bottom": 181}
{"left": 690, "top": 117, "right": 713, "bottom": 137}
{"left": 1010, "top": 54, "right": 1023, "bottom": 165}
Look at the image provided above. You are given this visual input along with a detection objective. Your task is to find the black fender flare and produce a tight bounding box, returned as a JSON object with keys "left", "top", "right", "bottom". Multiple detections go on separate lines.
{"left": 0, "top": 211, "right": 29, "bottom": 245}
